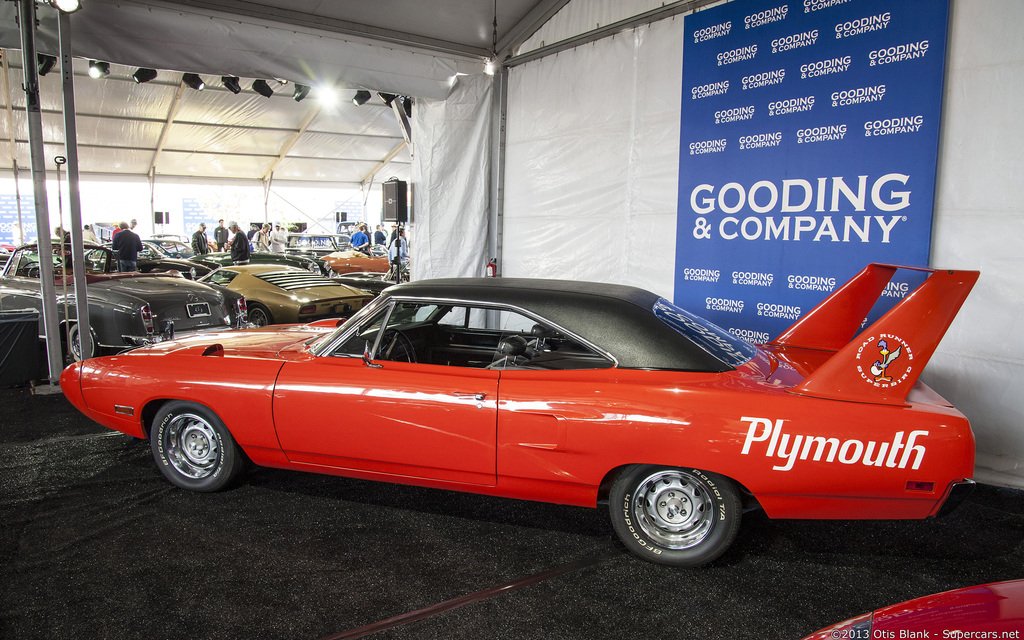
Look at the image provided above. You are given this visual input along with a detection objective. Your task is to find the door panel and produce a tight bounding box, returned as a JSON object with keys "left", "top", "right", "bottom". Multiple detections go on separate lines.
{"left": 273, "top": 356, "right": 499, "bottom": 486}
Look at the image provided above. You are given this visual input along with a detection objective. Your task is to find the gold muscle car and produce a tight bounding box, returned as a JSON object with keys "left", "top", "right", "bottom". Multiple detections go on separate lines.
{"left": 199, "top": 264, "right": 372, "bottom": 326}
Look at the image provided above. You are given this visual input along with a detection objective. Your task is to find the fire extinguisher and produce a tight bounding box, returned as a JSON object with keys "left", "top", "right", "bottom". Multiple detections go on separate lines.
{"left": 485, "top": 258, "right": 497, "bottom": 277}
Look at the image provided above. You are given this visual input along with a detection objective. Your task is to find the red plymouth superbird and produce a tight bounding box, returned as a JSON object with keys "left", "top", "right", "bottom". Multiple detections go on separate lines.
{"left": 60, "top": 264, "right": 978, "bottom": 566}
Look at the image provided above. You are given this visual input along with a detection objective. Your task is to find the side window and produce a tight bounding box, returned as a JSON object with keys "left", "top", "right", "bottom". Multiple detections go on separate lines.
{"left": 84, "top": 249, "right": 109, "bottom": 272}
{"left": 490, "top": 313, "right": 614, "bottom": 371}
{"left": 206, "top": 270, "right": 238, "bottom": 286}
{"left": 326, "top": 300, "right": 614, "bottom": 371}
{"left": 332, "top": 304, "right": 391, "bottom": 357}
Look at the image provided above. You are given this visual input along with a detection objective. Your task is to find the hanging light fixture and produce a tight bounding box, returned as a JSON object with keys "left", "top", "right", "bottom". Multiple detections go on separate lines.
{"left": 293, "top": 84, "right": 311, "bottom": 102}
{"left": 37, "top": 54, "right": 57, "bottom": 77}
{"left": 182, "top": 73, "right": 205, "bottom": 91}
{"left": 352, "top": 90, "right": 371, "bottom": 106}
{"left": 133, "top": 68, "right": 158, "bottom": 84}
{"left": 377, "top": 92, "right": 398, "bottom": 106}
{"left": 222, "top": 76, "right": 242, "bottom": 94}
{"left": 45, "top": 0, "right": 81, "bottom": 12}
{"left": 88, "top": 60, "right": 110, "bottom": 79}
{"left": 252, "top": 80, "right": 274, "bottom": 98}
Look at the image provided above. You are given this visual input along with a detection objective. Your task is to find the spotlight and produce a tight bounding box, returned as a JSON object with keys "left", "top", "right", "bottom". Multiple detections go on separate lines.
{"left": 377, "top": 92, "right": 398, "bottom": 106}
{"left": 316, "top": 85, "right": 338, "bottom": 108}
{"left": 352, "top": 90, "right": 371, "bottom": 106}
{"left": 45, "top": 0, "right": 81, "bottom": 12}
{"left": 484, "top": 59, "right": 495, "bottom": 75}
{"left": 252, "top": 79, "right": 274, "bottom": 98}
{"left": 133, "top": 68, "right": 158, "bottom": 84}
{"left": 37, "top": 54, "right": 57, "bottom": 77}
{"left": 222, "top": 76, "right": 241, "bottom": 94}
{"left": 182, "top": 73, "right": 205, "bottom": 91}
{"left": 87, "top": 60, "right": 110, "bottom": 79}
{"left": 293, "top": 84, "right": 310, "bottom": 102}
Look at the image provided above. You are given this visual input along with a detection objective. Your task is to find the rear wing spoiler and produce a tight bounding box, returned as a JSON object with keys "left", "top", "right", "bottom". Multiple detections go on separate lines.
{"left": 768, "top": 264, "right": 979, "bottom": 406}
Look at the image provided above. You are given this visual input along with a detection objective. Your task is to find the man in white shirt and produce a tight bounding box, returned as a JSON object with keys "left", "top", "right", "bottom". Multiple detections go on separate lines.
{"left": 269, "top": 223, "right": 287, "bottom": 253}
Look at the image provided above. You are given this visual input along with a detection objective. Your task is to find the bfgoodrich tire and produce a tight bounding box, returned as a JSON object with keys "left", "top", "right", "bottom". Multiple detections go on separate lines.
{"left": 150, "top": 401, "right": 244, "bottom": 492}
{"left": 609, "top": 465, "right": 741, "bottom": 567}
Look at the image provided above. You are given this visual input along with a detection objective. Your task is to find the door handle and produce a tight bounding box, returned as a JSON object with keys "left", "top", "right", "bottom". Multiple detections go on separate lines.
{"left": 453, "top": 392, "right": 486, "bottom": 401}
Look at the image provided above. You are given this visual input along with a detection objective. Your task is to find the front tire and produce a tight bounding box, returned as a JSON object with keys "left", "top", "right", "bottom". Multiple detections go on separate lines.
{"left": 150, "top": 401, "right": 244, "bottom": 492}
{"left": 609, "top": 465, "right": 741, "bottom": 567}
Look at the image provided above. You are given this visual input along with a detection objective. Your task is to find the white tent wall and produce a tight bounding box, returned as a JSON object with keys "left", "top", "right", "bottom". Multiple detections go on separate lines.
{"left": 410, "top": 74, "right": 493, "bottom": 280}
{"left": 495, "top": 0, "right": 1024, "bottom": 488}
{"left": 503, "top": 17, "right": 682, "bottom": 297}
{"left": 926, "top": 0, "right": 1024, "bottom": 487}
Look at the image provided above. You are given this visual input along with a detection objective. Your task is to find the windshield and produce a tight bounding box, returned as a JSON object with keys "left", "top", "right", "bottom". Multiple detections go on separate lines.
{"left": 653, "top": 298, "right": 757, "bottom": 368}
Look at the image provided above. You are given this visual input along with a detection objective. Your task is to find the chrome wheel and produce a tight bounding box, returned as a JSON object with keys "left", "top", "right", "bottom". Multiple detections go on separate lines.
{"left": 631, "top": 469, "right": 715, "bottom": 549}
{"left": 610, "top": 465, "right": 741, "bottom": 566}
{"left": 162, "top": 412, "right": 220, "bottom": 479}
{"left": 151, "top": 401, "right": 244, "bottom": 492}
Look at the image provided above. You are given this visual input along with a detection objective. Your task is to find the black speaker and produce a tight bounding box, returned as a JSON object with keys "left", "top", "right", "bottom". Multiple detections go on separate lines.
{"left": 154, "top": 211, "right": 168, "bottom": 224}
{"left": 335, "top": 211, "right": 347, "bottom": 223}
{"left": 383, "top": 180, "right": 407, "bottom": 223}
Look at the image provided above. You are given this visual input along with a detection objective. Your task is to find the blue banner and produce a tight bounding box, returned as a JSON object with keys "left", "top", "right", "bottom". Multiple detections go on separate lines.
{"left": 0, "top": 195, "right": 37, "bottom": 245}
{"left": 675, "top": 0, "right": 949, "bottom": 343}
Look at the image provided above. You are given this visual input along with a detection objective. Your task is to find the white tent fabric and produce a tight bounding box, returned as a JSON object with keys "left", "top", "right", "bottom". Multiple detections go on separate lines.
{"left": 504, "top": 17, "right": 682, "bottom": 299}
{"left": 494, "top": 0, "right": 1024, "bottom": 488}
{"left": 411, "top": 74, "right": 493, "bottom": 280}
{"left": 0, "top": 1, "right": 473, "bottom": 100}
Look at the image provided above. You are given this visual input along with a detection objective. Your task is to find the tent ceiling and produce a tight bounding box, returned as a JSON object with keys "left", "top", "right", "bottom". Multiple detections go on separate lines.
{"left": 0, "top": 0, "right": 570, "bottom": 184}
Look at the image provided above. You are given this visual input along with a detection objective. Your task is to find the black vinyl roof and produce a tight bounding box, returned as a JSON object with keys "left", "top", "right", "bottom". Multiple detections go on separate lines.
{"left": 384, "top": 278, "right": 733, "bottom": 372}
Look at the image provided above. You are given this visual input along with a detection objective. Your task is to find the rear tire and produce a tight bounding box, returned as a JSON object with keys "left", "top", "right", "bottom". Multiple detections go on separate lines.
{"left": 609, "top": 465, "right": 741, "bottom": 567}
{"left": 150, "top": 401, "right": 243, "bottom": 492}
{"left": 65, "top": 323, "right": 96, "bottom": 362}
{"left": 248, "top": 303, "right": 273, "bottom": 327}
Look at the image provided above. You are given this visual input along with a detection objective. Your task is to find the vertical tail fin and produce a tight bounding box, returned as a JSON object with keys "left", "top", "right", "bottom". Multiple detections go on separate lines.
{"left": 771, "top": 264, "right": 979, "bottom": 406}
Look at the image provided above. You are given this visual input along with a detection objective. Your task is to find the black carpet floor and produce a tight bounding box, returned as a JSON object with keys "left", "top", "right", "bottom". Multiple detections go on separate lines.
{"left": 1, "top": 384, "right": 1022, "bottom": 640}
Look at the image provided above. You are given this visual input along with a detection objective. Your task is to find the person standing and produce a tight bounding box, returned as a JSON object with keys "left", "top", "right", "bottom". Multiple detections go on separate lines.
{"left": 191, "top": 223, "right": 210, "bottom": 255}
{"left": 269, "top": 222, "right": 287, "bottom": 253}
{"left": 351, "top": 224, "right": 370, "bottom": 255}
{"left": 82, "top": 225, "right": 99, "bottom": 244}
{"left": 228, "top": 221, "right": 250, "bottom": 265}
{"left": 255, "top": 223, "right": 271, "bottom": 252}
{"left": 214, "top": 219, "right": 229, "bottom": 251}
{"left": 374, "top": 224, "right": 387, "bottom": 247}
{"left": 111, "top": 221, "right": 142, "bottom": 272}
{"left": 389, "top": 228, "right": 408, "bottom": 262}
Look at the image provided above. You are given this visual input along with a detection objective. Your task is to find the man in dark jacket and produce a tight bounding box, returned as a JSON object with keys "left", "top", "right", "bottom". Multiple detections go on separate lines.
{"left": 228, "top": 221, "right": 250, "bottom": 265}
{"left": 214, "top": 219, "right": 229, "bottom": 251}
{"left": 111, "top": 221, "right": 143, "bottom": 272}
{"left": 191, "top": 223, "right": 210, "bottom": 255}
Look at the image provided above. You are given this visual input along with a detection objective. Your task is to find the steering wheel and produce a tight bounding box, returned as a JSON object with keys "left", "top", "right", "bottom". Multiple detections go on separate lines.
{"left": 381, "top": 329, "right": 417, "bottom": 363}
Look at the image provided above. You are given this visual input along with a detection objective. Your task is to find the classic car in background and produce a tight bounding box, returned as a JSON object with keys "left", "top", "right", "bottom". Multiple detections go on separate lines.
{"left": 146, "top": 237, "right": 195, "bottom": 259}
{"left": 60, "top": 264, "right": 978, "bottom": 566}
{"left": 321, "top": 249, "right": 391, "bottom": 276}
{"left": 330, "top": 271, "right": 398, "bottom": 297}
{"left": 801, "top": 580, "right": 1024, "bottom": 639}
{"left": 2, "top": 242, "right": 247, "bottom": 360}
{"left": 136, "top": 241, "right": 212, "bottom": 280}
{"left": 190, "top": 250, "right": 330, "bottom": 277}
{"left": 284, "top": 233, "right": 351, "bottom": 258}
{"left": 199, "top": 264, "right": 372, "bottom": 326}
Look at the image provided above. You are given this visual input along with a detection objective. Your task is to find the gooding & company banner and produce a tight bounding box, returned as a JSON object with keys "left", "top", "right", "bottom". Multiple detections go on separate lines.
{"left": 675, "top": 0, "right": 949, "bottom": 343}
